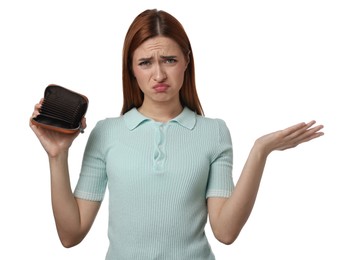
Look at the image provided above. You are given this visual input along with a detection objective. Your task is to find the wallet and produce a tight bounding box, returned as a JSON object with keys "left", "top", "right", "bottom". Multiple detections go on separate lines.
{"left": 31, "top": 84, "right": 89, "bottom": 134}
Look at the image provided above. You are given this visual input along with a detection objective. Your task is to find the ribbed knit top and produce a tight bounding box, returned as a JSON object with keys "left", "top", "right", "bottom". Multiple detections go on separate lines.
{"left": 74, "top": 107, "right": 234, "bottom": 259}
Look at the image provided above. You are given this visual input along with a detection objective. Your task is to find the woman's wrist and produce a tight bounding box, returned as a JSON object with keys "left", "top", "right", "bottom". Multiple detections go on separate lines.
{"left": 252, "top": 139, "right": 272, "bottom": 160}
{"left": 48, "top": 149, "right": 69, "bottom": 161}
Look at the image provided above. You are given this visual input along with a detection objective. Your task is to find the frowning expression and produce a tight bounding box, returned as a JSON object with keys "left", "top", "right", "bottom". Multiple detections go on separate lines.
{"left": 132, "top": 36, "right": 189, "bottom": 106}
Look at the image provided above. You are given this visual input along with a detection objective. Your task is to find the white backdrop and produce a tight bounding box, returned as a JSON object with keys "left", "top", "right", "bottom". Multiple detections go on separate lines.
{"left": 1, "top": 0, "right": 351, "bottom": 259}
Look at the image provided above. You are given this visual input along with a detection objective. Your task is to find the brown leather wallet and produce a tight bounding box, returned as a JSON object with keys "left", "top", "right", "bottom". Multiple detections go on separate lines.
{"left": 31, "top": 84, "right": 89, "bottom": 134}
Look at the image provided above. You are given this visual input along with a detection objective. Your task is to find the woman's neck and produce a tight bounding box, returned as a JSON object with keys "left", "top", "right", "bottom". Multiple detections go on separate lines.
{"left": 138, "top": 101, "right": 183, "bottom": 122}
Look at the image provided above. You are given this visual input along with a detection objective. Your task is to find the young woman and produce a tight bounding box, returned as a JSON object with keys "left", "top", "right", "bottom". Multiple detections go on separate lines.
{"left": 30, "top": 9, "right": 324, "bottom": 259}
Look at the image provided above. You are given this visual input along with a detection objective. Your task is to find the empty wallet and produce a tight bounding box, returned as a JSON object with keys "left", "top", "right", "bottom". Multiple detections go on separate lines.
{"left": 31, "top": 84, "right": 89, "bottom": 134}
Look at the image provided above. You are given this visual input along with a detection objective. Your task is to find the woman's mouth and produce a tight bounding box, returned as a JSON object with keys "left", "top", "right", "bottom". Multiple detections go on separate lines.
{"left": 153, "top": 84, "right": 169, "bottom": 92}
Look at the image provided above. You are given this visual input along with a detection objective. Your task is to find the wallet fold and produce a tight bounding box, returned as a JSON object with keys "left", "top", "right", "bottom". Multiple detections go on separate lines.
{"left": 31, "top": 84, "right": 89, "bottom": 134}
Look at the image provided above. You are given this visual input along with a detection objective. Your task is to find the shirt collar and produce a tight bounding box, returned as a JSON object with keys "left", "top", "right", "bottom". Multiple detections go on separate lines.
{"left": 123, "top": 107, "right": 196, "bottom": 131}
{"left": 170, "top": 107, "right": 196, "bottom": 130}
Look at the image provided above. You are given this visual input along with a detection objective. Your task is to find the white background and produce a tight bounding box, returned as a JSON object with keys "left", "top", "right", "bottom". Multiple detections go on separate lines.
{"left": 1, "top": 0, "right": 351, "bottom": 259}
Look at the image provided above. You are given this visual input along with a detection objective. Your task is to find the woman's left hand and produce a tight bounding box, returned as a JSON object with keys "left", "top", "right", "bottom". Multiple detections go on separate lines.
{"left": 255, "top": 120, "right": 324, "bottom": 157}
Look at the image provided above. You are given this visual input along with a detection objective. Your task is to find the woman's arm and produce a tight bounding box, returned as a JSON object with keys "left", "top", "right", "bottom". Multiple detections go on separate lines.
{"left": 208, "top": 120, "right": 324, "bottom": 245}
{"left": 30, "top": 101, "right": 100, "bottom": 248}
{"left": 48, "top": 151, "right": 101, "bottom": 248}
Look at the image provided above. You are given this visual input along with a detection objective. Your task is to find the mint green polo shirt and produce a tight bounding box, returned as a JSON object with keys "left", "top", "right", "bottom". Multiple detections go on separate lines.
{"left": 74, "top": 107, "right": 234, "bottom": 260}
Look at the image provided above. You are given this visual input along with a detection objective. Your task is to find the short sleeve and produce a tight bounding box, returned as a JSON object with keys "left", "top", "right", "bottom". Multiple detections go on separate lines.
{"left": 74, "top": 121, "right": 108, "bottom": 201}
{"left": 206, "top": 119, "right": 234, "bottom": 198}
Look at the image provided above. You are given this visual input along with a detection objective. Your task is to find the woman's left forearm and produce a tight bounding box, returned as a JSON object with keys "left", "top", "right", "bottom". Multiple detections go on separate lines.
{"left": 211, "top": 121, "right": 324, "bottom": 244}
{"left": 215, "top": 141, "right": 269, "bottom": 243}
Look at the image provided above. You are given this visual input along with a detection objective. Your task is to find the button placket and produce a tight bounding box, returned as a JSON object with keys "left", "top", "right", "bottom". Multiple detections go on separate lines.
{"left": 153, "top": 123, "right": 167, "bottom": 173}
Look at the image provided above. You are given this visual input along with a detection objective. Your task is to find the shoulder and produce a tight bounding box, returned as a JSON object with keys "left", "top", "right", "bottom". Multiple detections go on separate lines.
{"left": 87, "top": 116, "right": 126, "bottom": 142}
{"left": 94, "top": 116, "right": 124, "bottom": 131}
{"left": 195, "top": 114, "right": 229, "bottom": 131}
{"left": 85, "top": 116, "right": 125, "bottom": 151}
{"left": 194, "top": 114, "right": 232, "bottom": 145}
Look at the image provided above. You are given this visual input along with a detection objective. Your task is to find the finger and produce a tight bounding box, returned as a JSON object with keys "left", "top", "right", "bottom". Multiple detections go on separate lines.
{"left": 34, "top": 99, "right": 43, "bottom": 109}
{"left": 287, "top": 123, "right": 324, "bottom": 148}
{"left": 34, "top": 103, "right": 42, "bottom": 111}
{"left": 285, "top": 120, "right": 321, "bottom": 139}
{"left": 81, "top": 117, "right": 87, "bottom": 129}
{"left": 29, "top": 117, "right": 34, "bottom": 128}
{"left": 273, "top": 122, "right": 321, "bottom": 151}
{"left": 294, "top": 130, "right": 324, "bottom": 145}
{"left": 300, "top": 124, "right": 324, "bottom": 140}
{"left": 305, "top": 120, "right": 324, "bottom": 131}
{"left": 281, "top": 122, "right": 308, "bottom": 137}
{"left": 290, "top": 121, "right": 316, "bottom": 138}
{"left": 31, "top": 98, "right": 45, "bottom": 118}
{"left": 79, "top": 117, "right": 87, "bottom": 134}
{"left": 29, "top": 120, "right": 42, "bottom": 138}
{"left": 32, "top": 110, "right": 40, "bottom": 118}
{"left": 32, "top": 102, "right": 42, "bottom": 117}
{"left": 307, "top": 123, "right": 324, "bottom": 133}
{"left": 298, "top": 122, "right": 324, "bottom": 139}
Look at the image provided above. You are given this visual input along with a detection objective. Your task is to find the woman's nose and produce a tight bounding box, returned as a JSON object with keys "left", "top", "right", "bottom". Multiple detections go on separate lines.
{"left": 153, "top": 64, "right": 167, "bottom": 82}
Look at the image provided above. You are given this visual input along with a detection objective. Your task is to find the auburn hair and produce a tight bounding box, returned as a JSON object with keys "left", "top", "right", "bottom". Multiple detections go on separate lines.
{"left": 121, "top": 9, "right": 204, "bottom": 115}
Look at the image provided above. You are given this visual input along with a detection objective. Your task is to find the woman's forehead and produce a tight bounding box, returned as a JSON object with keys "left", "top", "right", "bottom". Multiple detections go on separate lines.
{"left": 134, "top": 36, "right": 182, "bottom": 57}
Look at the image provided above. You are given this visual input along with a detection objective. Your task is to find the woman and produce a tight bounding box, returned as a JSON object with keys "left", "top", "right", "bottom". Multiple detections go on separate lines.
{"left": 30, "top": 9, "right": 324, "bottom": 259}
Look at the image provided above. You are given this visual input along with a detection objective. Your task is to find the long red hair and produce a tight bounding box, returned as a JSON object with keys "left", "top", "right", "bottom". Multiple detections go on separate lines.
{"left": 121, "top": 9, "right": 204, "bottom": 115}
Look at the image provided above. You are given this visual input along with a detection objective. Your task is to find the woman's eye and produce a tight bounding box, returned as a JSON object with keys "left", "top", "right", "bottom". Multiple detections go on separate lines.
{"left": 165, "top": 58, "right": 177, "bottom": 64}
{"left": 139, "top": 61, "right": 151, "bottom": 66}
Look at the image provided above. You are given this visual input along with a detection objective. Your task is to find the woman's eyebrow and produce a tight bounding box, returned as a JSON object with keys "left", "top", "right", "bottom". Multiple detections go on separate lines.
{"left": 137, "top": 57, "right": 153, "bottom": 62}
{"left": 160, "top": 55, "right": 177, "bottom": 59}
{"left": 137, "top": 55, "right": 177, "bottom": 62}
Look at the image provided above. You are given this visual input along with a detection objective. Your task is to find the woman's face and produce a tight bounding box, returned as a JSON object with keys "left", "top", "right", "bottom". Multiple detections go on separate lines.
{"left": 132, "top": 36, "right": 188, "bottom": 107}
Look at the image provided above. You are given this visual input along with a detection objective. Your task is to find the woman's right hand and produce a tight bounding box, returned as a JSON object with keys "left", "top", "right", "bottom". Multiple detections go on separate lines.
{"left": 29, "top": 99, "right": 87, "bottom": 158}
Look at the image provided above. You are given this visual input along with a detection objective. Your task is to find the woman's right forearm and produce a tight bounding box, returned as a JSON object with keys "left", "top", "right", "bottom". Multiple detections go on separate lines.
{"left": 49, "top": 151, "right": 83, "bottom": 247}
